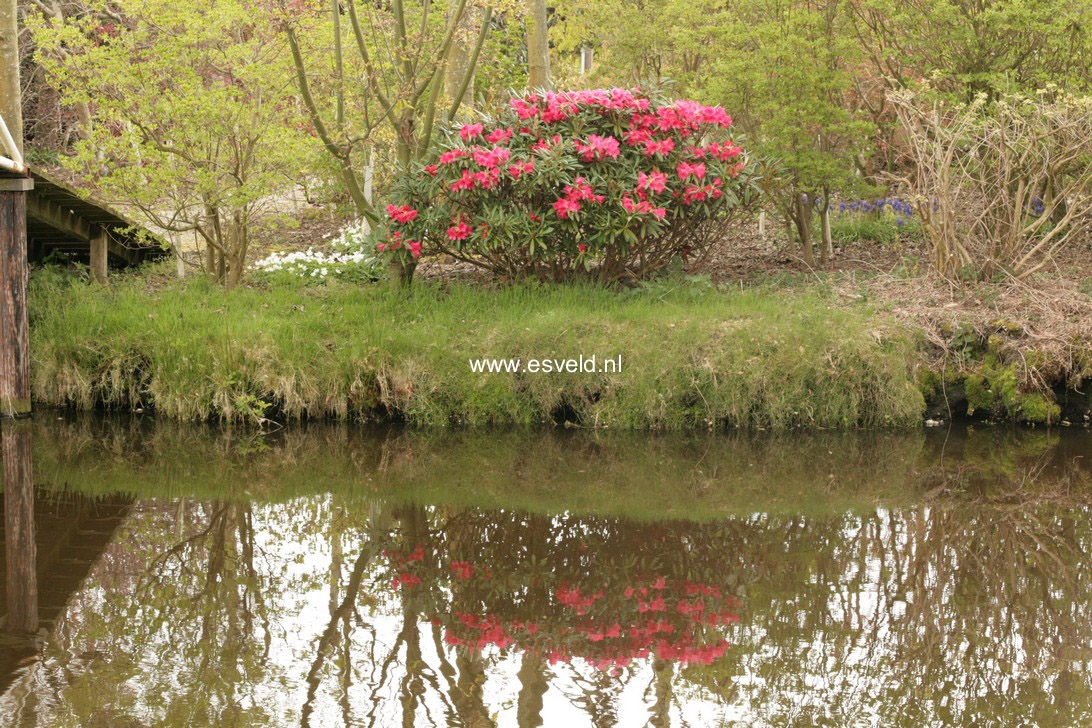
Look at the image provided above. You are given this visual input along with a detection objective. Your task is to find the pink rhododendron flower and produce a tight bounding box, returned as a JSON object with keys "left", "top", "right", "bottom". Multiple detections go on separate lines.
{"left": 391, "top": 572, "right": 421, "bottom": 589}
{"left": 408, "top": 241, "right": 422, "bottom": 258}
{"left": 450, "top": 170, "right": 476, "bottom": 191}
{"left": 677, "top": 162, "right": 706, "bottom": 180}
{"left": 424, "top": 164, "right": 439, "bottom": 175}
{"left": 562, "top": 176, "right": 603, "bottom": 203}
{"left": 637, "top": 170, "right": 668, "bottom": 194}
{"left": 450, "top": 560, "right": 475, "bottom": 579}
{"left": 577, "top": 243, "right": 586, "bottom": 252}
{"left": 508, "top": 159, "right": 534, "bottom": 179}
{"left": 447, "top": 219, "right": 472, "bottom": 240}
{"left": 386, "top": 204, "right": 418, "bottom": 223}
{"left": 472, "top": 145, "right": 511, "bottom": 168}
{"left": 574, "top": 134, "right": 621, "bottom": 162}
{"left": 438, "top": 148, "right": 468, "bottom": 165}
{"left": 643, "top": 138, "right": 675, "bottom": 156}
{"left": 485, "top": 127, "right": 513, "bottom": 144}
{"left": 554, "top": 198, "right": 581, "bottom": 219}
{"left": 459, "top": 122, "right": 483, "bottom": 141}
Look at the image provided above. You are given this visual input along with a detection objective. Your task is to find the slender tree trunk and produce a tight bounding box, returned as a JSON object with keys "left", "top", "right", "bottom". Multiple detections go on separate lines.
{"left": 517, "top": 651, "right": 548, "bottom": 727}
{"left": 388, "top": 257, "right": 416, "bottom": 291}
{"left": 0, "top": 0, "right": 22, "bottom": 155}
{"left": 446, "top": 5, "right": 476, "bottom": 113}
{"left": 793, "top": 192, "right": 816, "bottom": 267}
{"left": 332, "top": 0, "right": 345, "bottom": 129}
{"left": 526, "top": 0, "right": 550, "bottom": 89}
{"left": 820, "top": 185, "right": 833, "bottom": 264}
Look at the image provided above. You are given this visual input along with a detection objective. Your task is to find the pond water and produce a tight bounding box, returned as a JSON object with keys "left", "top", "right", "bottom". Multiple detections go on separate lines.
{"left": 1, "top": 417, "right": 1091, "bottom": 727}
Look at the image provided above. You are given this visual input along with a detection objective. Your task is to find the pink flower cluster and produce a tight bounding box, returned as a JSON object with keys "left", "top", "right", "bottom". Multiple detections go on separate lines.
{"left": 386, "top": 204, "right": 418, "bottom": 223}
{"left": 574, "top": 134, "right": 620, "bottom": 162}
{"left": 450, "top": 560, "right": 475, "bottom": 579}
{"left": 380, "top": 86, "right": 750, "bottom": 275}
{"left": 553, "top": 176, "right": 605, "bottom": 219}
{"left": 432, "top": 573, "right": 741, "bottom": 675}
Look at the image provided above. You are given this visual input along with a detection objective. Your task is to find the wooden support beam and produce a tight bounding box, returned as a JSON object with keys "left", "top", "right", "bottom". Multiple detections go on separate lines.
{"left": 2, "top": 420, "right": 37, "bottom": 634}
{"left": 0, "top": 188, "right": 30, "bottom": 417}
{"left": 25, "top": 193, "right": 91, "bottom": 242}
{"left": 90, "top": 228, "right": 108, "bottom": 284}
{"left": 106, "top": 235, "right": 140, "bottom": 266}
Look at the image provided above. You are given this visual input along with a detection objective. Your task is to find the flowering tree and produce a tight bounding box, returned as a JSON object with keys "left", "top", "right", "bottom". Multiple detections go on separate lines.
{"left": 379, "top": 86, "right": 758, "bottom": 282}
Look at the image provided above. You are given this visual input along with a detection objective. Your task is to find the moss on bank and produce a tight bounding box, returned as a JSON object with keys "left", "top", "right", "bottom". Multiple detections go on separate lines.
{"left": 28, "top": 272, "right": 925, "bottom": 428}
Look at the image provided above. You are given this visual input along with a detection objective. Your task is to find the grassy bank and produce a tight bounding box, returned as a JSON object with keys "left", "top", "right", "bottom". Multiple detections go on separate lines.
{"left": 28, "top": 271, "right": 924, "bottom": 428}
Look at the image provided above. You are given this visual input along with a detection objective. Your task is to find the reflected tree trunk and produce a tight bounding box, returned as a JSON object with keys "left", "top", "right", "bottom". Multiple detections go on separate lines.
{"left": 3, "top": 421, "right": 36, "bottom": 633}
{"left": 396, "top": 505, "right": 427, "bottom": 728}
{"left": 454, "top": 651, "right": 492, "bottom": 727}
{"left": 649, "top": 657, "right": 674, "bottom": 727}
{"left": 516, "top": 651, "right": 547, "bottom": 727}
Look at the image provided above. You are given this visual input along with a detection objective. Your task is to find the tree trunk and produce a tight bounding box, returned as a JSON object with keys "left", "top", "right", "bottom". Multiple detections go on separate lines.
{"left": 526, "top": 0, "right": 550, "bottom": 89}
{"left": 446, "top": 5, "right": 477, "bottom": 113}
{"left": 517, "top": 651, "right": 548, "bottom": 727}
{"left": 820, "top": 186, "right": 833, "bottom": 264}
{"left": 793, "top": 192, "right": 816, "bottom": 267}
{"left": 225, "top": 253, "right": 243, "bottom": 288}
{"left": 0, "top": 0, "right": 22, "bottom": 156}
{"left": 388, "top": 257, "right": 416, "bottom": 291}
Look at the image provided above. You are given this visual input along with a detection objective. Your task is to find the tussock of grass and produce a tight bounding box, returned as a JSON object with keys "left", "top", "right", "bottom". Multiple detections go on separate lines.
{"left": 29, "top": 272, "right": 925, "bottom": 428}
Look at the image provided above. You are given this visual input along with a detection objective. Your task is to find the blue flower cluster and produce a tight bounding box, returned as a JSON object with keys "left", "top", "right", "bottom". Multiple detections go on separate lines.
{"left": 835, "top": 197, "right": 917, "bottom": 227}
{"left": 1029, "top": 196, "right": 1046, "bottom": 216}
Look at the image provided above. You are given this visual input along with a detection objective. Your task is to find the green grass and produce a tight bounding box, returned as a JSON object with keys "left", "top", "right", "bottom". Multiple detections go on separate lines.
{"left": 29, "top": 269, "right": 925, "bottom": 428}
{"left": 828, "top": 216, "right": 922, "bottom": 246}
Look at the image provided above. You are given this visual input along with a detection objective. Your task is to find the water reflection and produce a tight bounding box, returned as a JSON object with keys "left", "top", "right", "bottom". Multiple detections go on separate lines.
{"left": 0, "top": 418, "right": 1090, "bottom": 726}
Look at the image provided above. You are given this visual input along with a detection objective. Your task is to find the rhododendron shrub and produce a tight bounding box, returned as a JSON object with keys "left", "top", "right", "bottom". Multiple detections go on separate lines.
{"left": 379, "top": 87, "right": 759, "bottom": 282}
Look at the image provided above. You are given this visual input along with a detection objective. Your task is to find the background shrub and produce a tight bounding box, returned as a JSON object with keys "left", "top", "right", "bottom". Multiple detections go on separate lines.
{"left": 379, "top": 86, "right": 760, "bottom": 282}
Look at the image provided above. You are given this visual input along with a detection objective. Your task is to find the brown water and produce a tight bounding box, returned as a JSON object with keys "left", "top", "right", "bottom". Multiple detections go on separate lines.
{"left": 1, "top": 417, "right": 1091, "bottom": 727}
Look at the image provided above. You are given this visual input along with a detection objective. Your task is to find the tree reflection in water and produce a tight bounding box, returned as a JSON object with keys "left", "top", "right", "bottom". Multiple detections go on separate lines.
{"left": 0, "top": 421, "right": 1089, "bottom": 726}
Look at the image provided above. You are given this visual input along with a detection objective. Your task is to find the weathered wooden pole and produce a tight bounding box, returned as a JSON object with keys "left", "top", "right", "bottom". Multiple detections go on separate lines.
{"left": 3, "top": 420, "right": 37, "bottom": 633}
{"left": 0, "top": 183, "right": 31, "bottom": 417}
{"left": 90, "top": 227, "right": 109, "bottom": 285}
{"left": 1, "top": 0, "right": 31, "bottom": 418}
{"left": 1, "top": 0, "right": 38, "bottom": 638}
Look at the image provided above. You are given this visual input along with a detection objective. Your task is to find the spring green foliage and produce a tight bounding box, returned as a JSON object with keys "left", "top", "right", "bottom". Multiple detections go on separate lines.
{"left": 29, "top": 0, "right": 312, "bottom": 287}
{"left": 848, "top": 0, "right": 1092, "bottom": 100}
{"left": 828, "top": 217, "right": 921, "bottom": 247}
{"left": 29, "top": 270, "right": 924, "bottom": 428}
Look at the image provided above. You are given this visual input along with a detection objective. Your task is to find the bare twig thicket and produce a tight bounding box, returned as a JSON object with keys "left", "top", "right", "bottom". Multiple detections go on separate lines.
{"left": 891, "top": 90, "right": 1092, "bottom": 279}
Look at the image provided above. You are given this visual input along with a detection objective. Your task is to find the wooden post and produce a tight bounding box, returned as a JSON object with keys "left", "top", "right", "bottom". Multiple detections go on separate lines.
{"left": 0, "top": 178, "right": 31, "bottom": 417}
{"left": 2, "top": 420, "right": 37, "bottom": 633}
{"left": 90, "top": 227, "right": 108, "bottom": 284}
